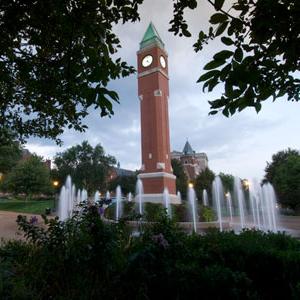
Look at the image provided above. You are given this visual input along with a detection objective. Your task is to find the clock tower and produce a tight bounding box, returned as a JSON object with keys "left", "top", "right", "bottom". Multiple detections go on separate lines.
{"left": 137, "top": 23, "right": 180, "bottom": 204}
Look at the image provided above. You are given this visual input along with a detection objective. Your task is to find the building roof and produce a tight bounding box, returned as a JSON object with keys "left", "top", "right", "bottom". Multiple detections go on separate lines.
{"left": 140, "top": 22, "right": 165, "bottom": 49}
{"left": 182, "top": 141, "right": 194, "bottom": 155}
{"left": 114, "top": 167, "right": 135, "bottom": 177}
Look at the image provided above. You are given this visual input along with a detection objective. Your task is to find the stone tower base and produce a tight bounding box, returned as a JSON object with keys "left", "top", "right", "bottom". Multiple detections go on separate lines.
{"left": 136, "top": 172, "right": 181, "bottom": 204}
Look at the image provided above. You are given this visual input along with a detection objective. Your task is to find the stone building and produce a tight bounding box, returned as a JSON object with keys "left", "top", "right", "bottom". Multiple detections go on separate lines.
{"left": 171, "top": 141, "right": 208, "bottom": 180}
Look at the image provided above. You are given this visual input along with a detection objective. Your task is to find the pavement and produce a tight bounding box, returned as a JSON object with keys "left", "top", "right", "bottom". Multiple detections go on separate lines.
{"left": 1, "top": 211, "right": 300, "bottom": 243}
{"left": 0, "top": 210, "right": 44, "bottom": 243}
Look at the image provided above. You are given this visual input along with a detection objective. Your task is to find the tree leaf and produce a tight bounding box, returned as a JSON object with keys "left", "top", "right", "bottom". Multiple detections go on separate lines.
{"left": 197, "top": 70, "right": 220, "bottom": 82}
{"left": 234, "top": 48, "right": 243, "bottom": 62}
{"left": 213, "top": 50, "right": 233, "bottom": 61}
{"left": 215, "top": 21, "right": 229, "bottom": 36}
{"left": 204, "top": 60, "right": 226, "bottom": 70}
{"left": 210, "top": 13, "right": 228, "bottom": 24}
{"left": 209, "top": 110, "right": 219, "bottom": 115}
{"left": 255, "top": 102, "right": 262, "bottom": 113}
{"left": 221, "top": 37, "right": 234, "bottom": 45}
{"left": 214, "top": 0, "right": 225, "bottom": 11}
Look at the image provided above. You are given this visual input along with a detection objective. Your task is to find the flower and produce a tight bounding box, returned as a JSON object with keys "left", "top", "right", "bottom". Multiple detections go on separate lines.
{"left": 98, "top": 206, "right": 104, "bottom": 216}
{"left": 29, "top": 216, "right": 38, "bottom": 225}
{"left": 152, "top": 233, "right": 169, "bottom": 249}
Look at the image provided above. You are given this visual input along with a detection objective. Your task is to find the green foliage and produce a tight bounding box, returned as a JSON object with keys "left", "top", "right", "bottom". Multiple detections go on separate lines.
{"left": 3, "top": 155, "right": 52, "bottom": 198}
{"left": 144, "top": 202, "right": 164, "bottom": 221}
{"left": 219, "top": 172, "right": 234, "bottom": 192}
{"left": 0, "top": 130, "right": 22, "bottom": 176}
{"left": 104, "top": 201, "right": 137, "bottom": 220}
{"left": 199, "top": 205, "right": 216, "bottom": 222}
{"left": 1, "top": 205, "right": 300, "bottom": 299}
{"left": 171, "top": 159, "right": 188, "bottom": 199}
{"left": 170, "top": 0, "right": 300, "bottom": 116}
{"left": 108, "top": 174, "right": 137, "bottom": 195}
{"left": 0, "top": 0, "right": 142, "bottom": 143}
{"left": 264, "top": 149, "right": 300, "bottom": 210}
{"left": 194, "top": 168, "right": 215, "bottom": 200}
{"left": 53, "top": 141, "right": 116, "bottom": 193}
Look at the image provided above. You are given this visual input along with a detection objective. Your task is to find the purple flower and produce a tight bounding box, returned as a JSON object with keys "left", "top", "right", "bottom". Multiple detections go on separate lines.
{"left": 98, "top": 207, "right": 104, "bottom": 216}
{"left": 29, "top": 216, "right": 38, "bottom": 225}
{"left": 152, "top": 233, "right": 169, "bottom": 249}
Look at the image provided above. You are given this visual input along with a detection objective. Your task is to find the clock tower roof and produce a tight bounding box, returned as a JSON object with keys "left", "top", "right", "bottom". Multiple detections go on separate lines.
{"left": 140, "top": 22, "right": 165, "bottom": 50}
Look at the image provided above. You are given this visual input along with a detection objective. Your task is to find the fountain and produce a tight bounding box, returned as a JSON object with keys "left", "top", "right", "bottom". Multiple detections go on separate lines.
{"left": 163, "top": 188, "right": 171, "bottom": 218}
{"left": 226, "top": 191, "right": 233, "bottom": 222}
{"left": 212, "top": 176, "right": 224, "bottom": 232}
{"left": 202, "top": 189, "right": 208, "bottom": 206}
{"left": 56, "top": 174, "right": 279, "bottom": 235}
{"left": 94, "top": 191, "right": 100, "bottom": 203}
{"left": 136, "top": 179, "right": 143, "bottom": 216}
{"left": 58, "top": 176, "right": 77, "bottom": 221}
{"left": 177, "top": 191, "right": 182, "bottom": 202}
{"left": 128, "top": 192, "right": 132, "bottom": 202}
{"left": 188, "top": 185, "right": 197, "bottom": 233}
{"left": 105, "top": 191, "right": 110, "bottom": 200}
{"left": 234, "top": 177, "right": 246, "bottom": 229}
{"left": 115, "top": 185, "right": 122, "bottom": 221}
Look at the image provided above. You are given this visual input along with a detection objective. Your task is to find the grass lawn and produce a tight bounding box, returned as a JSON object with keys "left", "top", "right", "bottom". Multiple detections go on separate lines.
{"left": 0, "top": 198, "right": 55, "bottom": 214}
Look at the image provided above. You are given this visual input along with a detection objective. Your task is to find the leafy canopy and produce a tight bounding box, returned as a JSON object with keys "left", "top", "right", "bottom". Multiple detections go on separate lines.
{"left": 0, "top": 0, "right": 142, "bottom": 144}
{"left": 194, "top": 168, "right": 215, "bottom": 200}
{"left": 171, "top": 158, "right": 188, "bottom": 199}
{"left": 170, "top": 0, "right": 300, "bottom": 116}
{"left": 264, "top": 148, "right": 300, "bottom": 209}
{"left": 4, "top": 155, "right": 52, "bottom": 196}
{"left": 1, "top": 0, "right": 299, "bottom": 144}
{"left": 53, "top": 141, "right": 116, "bottom": 193}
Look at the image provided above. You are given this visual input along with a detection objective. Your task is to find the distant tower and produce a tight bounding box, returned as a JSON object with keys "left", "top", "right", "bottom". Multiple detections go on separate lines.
{"left": 137, "top": 23, "right": 180, "bottom": 204}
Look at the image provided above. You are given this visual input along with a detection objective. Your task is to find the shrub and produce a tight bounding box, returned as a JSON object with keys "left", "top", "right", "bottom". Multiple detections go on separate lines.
{"left": 2, "top": 204, "right": 300, "bottom": 299}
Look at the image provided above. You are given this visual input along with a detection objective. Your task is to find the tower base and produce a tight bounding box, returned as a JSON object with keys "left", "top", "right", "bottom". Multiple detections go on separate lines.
{"left": 136, "top": 172, "right": 181, "bottom": 204}
{"left": 135, "top": 193, "right": 181, "bottom": 204}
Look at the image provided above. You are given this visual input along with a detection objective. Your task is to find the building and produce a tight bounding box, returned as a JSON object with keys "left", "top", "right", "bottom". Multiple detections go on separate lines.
{"left": 108, "top": 166, "right": 135, "bottom": 181}
{"left": 137, "top": 22, "right": 180, "bottom": 204}
{"left": 21, "top": 149, "right": 51, "bottom": 170}
{"left": 171, "top": 141, "right": 208, "bottom": 180}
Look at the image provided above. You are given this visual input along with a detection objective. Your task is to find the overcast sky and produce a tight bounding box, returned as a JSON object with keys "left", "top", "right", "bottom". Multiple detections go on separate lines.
{"left": 26, "top": 0, "right": 300, "bottom": 181}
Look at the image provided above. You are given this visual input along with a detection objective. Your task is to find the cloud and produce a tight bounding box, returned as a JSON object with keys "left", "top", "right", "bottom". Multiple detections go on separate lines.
{"left": 25, "top": 0, "right": 300, "bottom": 181}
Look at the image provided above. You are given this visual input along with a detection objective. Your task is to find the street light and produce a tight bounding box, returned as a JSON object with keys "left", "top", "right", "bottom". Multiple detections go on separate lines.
{"left": 52, "top": 180, "right": 60, "bottom": 212}
{"left": 53, "top": 180, "right": 59, "bottom": 187}
{"left": 243, "top": 179, "right": 250, "bottom": 190}
{"left": 188, "top": 182, "right": 194, "bottom": 188}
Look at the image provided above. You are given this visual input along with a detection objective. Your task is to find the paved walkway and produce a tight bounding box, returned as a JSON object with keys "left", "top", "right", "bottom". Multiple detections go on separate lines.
{"left": 1, "top": 211, "right": 300, "bottom": 243}
{"left": 0, "top": 211, "right": 43, "bottom": 243}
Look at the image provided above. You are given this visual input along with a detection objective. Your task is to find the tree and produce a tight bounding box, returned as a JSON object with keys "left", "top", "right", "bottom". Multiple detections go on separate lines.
{"left": 219, "top": 172, "right": 234, "bottom": 192}
{"left": 264, "top": 148, "right": 300, "bottom": 209}
{"left": 0, "top": 0, "right": 141, "bottom": 144}
{"left": 170, "top": 0, "right": 299, "bottom": 116}
{"left": 4, "top": 155, "right": 52, "bottom": 198}
{"left": 0, "top": 129, "right": 22, "bottom": 176}
{"left": 1, "top": 1, "right": 299, "bottom": 144}
{"left": 53, "top": 141, "right": 116, "bottom": 193}
{"left": 108, "top": 174, "right": 137, "bottom": 195}
{"left": 171, "top": 159, "right": 188, "bottom": 199}
{"left": 194, "top": 168, "right": 215, "bottom": 200}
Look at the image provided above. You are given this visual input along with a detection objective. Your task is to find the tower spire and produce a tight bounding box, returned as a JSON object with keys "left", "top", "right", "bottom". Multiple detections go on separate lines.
{"left": 140, "top": 22, "right": 165, "bottom": 49}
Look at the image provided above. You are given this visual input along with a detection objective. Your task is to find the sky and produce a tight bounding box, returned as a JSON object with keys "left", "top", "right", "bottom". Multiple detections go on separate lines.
{"left": 26, "top": 0, "right": 300, "bottom": 181}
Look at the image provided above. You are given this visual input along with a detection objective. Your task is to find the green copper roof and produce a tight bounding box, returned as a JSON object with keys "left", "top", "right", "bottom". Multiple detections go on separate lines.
{"left": 183, "top": 141, "right": 194, "bottom": 155}
{"left": 140, "top": 22, "right": 165, "bottom": 49}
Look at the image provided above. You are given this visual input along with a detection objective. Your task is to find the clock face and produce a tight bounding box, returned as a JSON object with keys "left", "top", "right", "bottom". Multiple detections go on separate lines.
{"left": 142, "top": 55, "right": 153, "bottom": 67}
{"left": 160, "top": 55, "right": 166, "bottom": 68}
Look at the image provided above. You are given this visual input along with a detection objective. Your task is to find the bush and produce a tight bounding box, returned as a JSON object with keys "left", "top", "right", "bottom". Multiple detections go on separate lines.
{"left": 3, "top": 204, "right": 300, "bottom": 299}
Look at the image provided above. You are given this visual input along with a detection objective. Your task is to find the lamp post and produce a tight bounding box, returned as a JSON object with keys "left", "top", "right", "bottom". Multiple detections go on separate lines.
{"left": 243, "top": 179, "right": 250, "bottom": 190}
{"left": 52, "top": 180, "right": 59, "bottom": 212}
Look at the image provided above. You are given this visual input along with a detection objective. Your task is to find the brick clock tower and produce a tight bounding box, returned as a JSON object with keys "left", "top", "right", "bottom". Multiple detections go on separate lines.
{"left": 137, "top": 23, "right": 180, "bottom": 204}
